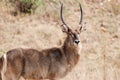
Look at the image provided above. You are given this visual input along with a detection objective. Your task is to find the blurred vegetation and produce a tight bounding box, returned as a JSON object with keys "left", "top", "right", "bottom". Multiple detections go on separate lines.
{"left": 21, "top": 0, "right": 32, "bottom": 3}
{"left": 0, "top": 49, "right": 7, "bottom": 56}
{"left": 0, "top": 0, "right": 83, "bottom": 22}
{"left": 111, "top": 3, "right": 120, "bottom": 15}
{"left": 1, "top": 0, "right": 120, "bottom": 23}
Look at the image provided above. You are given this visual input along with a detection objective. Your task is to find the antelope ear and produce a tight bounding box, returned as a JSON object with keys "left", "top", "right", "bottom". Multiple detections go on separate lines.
{"left": 61, "top": 25, "right": 69, "bottom": 33}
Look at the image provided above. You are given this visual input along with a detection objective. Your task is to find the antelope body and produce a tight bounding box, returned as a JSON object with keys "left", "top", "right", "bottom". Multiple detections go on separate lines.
{"left": 0, "top": 3, "right": 83, "bottom": 80}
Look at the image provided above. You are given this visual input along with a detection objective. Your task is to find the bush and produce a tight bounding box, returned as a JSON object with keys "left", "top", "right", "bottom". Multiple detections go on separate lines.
{"left": 13, "top": 0, "right": 39, "bottom": 15}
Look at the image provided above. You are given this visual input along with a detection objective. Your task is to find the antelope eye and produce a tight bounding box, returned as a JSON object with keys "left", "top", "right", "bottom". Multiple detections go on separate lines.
{"left": 70, "top": 34, "right": 74, "bottom": 38}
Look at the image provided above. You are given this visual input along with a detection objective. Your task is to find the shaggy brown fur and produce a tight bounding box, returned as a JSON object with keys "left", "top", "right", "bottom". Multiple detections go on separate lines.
{"left": 0, "top": 31, "right": 81, "bottom": 80}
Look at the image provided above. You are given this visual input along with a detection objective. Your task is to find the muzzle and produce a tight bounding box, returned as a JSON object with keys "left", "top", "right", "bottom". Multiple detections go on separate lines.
{"left": 74, "top": 34, "right": 80, "bottom": 44}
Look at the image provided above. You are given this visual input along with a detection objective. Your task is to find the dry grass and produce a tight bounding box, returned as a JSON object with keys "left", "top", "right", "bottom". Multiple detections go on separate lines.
{"left": 0, "top": 0, "right": 120, "bottom": 80}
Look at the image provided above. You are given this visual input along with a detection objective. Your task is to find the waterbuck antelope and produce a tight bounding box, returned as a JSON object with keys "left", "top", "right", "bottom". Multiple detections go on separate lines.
{"left": 0, "top": 3, "right": 83, "bottom": 80}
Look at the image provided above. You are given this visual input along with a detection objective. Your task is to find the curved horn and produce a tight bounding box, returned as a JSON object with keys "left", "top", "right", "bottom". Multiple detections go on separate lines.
{"left": 79, "top": 3, "right": 83, "bottom": 31}
{"left": 60, "top": 3, "right": 70, "bottom": 30}
{"left": 79, "top": 3, "right": 83, "bottom": 25}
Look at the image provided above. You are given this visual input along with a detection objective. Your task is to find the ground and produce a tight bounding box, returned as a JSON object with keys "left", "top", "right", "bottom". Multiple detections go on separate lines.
{"left": 0, "top": 0, "right": 120, "bottom": 80}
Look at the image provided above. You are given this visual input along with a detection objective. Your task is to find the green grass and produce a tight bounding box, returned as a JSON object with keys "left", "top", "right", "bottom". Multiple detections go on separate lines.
{"left": 21, "top": 0, "right": 31, "bottom": 3}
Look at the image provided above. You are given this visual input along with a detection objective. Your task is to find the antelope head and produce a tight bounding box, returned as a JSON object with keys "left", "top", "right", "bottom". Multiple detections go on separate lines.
{"left": 60, "top": 3, "right": 83, "bottom": 46}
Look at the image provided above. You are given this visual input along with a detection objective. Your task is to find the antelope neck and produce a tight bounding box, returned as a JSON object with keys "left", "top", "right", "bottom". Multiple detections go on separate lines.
{"left": 62, "top": 34, "right": 79, "bottom": 68}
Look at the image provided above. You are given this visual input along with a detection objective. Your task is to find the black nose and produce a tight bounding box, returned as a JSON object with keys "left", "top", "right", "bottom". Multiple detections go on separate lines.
{"left": 74, "top": 40, "right": 80, "bottom": 44}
